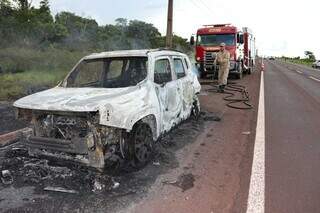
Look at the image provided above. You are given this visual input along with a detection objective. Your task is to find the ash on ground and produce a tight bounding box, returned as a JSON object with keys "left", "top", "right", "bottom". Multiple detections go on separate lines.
{"left": 0, "top": 112, "right": 216, "bottom": 213}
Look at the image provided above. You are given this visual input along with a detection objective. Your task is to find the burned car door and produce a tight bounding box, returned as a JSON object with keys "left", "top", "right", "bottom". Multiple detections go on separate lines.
{"left": 172, "top": 56, "right": 194, "bottom": 118}
{"left": 153, "top": 57, "right": 183, "bottom": 132}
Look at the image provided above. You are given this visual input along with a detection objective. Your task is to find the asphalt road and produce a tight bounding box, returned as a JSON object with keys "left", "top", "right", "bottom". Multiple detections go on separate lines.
{"left": 265, "top": 60, "right": 320, "bottom": 212}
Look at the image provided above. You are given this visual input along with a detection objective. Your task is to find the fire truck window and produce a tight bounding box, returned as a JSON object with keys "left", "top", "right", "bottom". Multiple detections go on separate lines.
{"left": 197, "top": 34, "right": 235, "bottom": 46}
{"left": 154, "top": 59, "right": 172, "bottom": 84}
{"left": 174, "top": 58, "right": 186, "bottom": 79}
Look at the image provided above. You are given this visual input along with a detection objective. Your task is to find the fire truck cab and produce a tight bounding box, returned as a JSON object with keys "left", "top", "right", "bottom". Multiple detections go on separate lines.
{"left": 190, "top": 24, "right": 256, "bottom": 79}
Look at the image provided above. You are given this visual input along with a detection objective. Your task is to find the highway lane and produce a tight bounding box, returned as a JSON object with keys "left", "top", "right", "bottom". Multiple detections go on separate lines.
{"left": 265, "top": 60, "right": 320, "bottom": 212}
{"left": 276, "top": 60, "right": 320, "bottom": 82}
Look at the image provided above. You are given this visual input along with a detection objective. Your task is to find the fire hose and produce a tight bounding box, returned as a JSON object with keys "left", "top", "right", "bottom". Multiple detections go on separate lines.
{"left": 207, "top": 82, "right": 253, "bottom": 110}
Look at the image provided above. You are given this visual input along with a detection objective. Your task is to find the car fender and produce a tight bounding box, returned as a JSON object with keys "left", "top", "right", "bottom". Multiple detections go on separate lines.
{"left": 126, "top": 109, "right": 160, "bottom": 140}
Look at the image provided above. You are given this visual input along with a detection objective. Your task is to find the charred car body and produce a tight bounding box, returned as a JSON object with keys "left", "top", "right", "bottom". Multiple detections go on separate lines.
{"left": 14, "top": 49, "right": 201, "bottom": 169}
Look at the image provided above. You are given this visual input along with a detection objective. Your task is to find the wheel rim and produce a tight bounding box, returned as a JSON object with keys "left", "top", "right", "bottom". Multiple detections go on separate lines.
{"left": 134, "top": 124, "right": 153, "bottom": 164}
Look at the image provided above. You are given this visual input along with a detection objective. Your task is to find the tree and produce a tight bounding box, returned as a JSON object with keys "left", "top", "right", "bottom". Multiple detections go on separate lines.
{"left": 39, "top": 0, "right": 49, "bottom": 12}
{"left": 14, "top": 0, "right": 31, "bottom": 11}
{"left": 115, "top": 18, "right": 127, "bottom": 27}
{"left": 304, "top": 51, "right": 315, "bottom": 61}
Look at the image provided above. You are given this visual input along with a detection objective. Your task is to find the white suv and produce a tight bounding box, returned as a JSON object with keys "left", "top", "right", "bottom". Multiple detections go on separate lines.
{"left": 14, "top": 49, "right": 201, "bottom": 169}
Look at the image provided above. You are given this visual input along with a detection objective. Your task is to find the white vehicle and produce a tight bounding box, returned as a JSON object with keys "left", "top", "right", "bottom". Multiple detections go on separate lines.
{"left": 14, "top": 49, "right": 201, "bottom": 169}
{"left": 312, "top": 60, "right": 320, "bottom": 69}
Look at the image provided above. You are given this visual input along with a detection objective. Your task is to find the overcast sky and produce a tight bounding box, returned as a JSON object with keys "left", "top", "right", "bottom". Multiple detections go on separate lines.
{"left": 32, "top": 0, "right": 319, "bottom": 58}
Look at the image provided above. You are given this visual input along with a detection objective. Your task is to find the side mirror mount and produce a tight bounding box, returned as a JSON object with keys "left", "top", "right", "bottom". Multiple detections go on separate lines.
{"left": 190, "top": 36, "right": 195, "bottom": 46}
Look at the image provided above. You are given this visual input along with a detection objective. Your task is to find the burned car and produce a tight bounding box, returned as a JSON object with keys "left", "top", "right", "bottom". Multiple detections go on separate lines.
{"left": 13, "top": 49, "right": 201, "bottom": 169}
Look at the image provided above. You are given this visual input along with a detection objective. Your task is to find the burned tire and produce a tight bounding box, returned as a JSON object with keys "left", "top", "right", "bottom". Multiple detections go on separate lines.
{"left": 129, "top": 122, "right": 154, "bottom": 168}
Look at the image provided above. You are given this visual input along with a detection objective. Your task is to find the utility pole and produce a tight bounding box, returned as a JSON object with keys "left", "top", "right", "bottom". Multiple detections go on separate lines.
{"left": 166, "top": 0, "right": 173, "bottom": 48}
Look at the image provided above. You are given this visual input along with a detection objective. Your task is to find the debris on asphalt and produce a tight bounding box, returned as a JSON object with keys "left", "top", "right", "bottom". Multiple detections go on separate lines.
{"left": 44, "top": 186, "right": 78, "bottom": 194}
{"left": 153, "top": 161, "right": 160, "bottom": 166}
{"left": 163, "top": 173, "right": 195, "bottom": 192}
{"left": 93, "top": 178, "right": 105, "bottom": 192}
{"left": 112, "top": 181, "right": 120, "bottom": 189}
{"left": 23, "top": 159, "right": 74, "bottom": 181}
{"left": 92, "top": 176, "right": 120, "bottom": 192}
{"left": 203, "top": 116, "right": 221, "bottom": 122}
{"left": 0, "top": 127, "right": 32, "bottom": 147}
{"left": 1, "top": 169, "right": 13, "bottom": 185}
{"left": 242, "top": 131, "right": 251, "bottom": 135}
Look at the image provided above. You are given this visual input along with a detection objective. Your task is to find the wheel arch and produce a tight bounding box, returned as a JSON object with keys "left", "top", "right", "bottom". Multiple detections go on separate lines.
{"left": 130, "top": 114, "right": 158, "bottom": 141}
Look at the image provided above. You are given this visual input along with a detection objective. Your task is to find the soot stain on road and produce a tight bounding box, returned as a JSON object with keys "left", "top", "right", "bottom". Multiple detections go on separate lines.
{"left": 0, "top": 112, "right": 217, "bottom": 212}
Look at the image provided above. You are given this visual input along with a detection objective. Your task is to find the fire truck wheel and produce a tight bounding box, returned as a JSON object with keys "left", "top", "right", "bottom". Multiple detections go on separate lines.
{"left": 236, "top": 63, "right": 243, "bottom": 79}
{"left": 200, "top": 72, "right": 207, "bottom": 79}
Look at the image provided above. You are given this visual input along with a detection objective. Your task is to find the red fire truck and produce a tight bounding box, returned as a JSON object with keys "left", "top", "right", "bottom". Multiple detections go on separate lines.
{"left": 190, "top": 24, "right": 256, "bottom": 79}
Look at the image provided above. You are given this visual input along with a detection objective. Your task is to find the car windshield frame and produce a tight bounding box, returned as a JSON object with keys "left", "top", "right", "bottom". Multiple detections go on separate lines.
{"left": 197, "top": 34, "right": 236, "bottom": 46}
{"left": 65, "top": 56, "right": 148, "bottom": 88}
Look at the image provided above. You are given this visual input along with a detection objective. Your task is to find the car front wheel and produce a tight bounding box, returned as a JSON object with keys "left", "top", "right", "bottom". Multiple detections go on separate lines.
{"left": 129, "top": 122, "right": 154, "bottom": 168}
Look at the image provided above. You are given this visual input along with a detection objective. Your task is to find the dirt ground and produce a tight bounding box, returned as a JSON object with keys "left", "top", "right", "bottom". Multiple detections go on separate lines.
{"left": 0, "top": 102, "right": 28, "bottom": 135}
{"left": 0, "top": 70, "right": 260, "bottom": 213}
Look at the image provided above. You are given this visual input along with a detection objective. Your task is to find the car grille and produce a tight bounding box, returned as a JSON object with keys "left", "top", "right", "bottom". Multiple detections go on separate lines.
{"left": 204, "top": 51, "right": 217, "bottom": 70}
{"left": 35, "top": 114, "right": 89, "bottom": 141}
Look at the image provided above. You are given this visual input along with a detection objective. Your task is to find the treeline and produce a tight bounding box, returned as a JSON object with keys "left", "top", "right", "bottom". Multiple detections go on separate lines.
{"left": 0, "top": 0, "right": 191, "bottom": 52}
{"left": 0, "top": 0, "right": 192, "bottom": 99}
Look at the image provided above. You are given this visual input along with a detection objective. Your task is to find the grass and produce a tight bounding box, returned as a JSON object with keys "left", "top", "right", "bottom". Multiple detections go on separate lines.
{"left": 0, "top": 47, "right": 89, "bottom": 100}
{"left": 284, "top": 58, "right": 314, "bottom": 67}
{"left": 0, "top": 69, "right": 67, "bottom": 100}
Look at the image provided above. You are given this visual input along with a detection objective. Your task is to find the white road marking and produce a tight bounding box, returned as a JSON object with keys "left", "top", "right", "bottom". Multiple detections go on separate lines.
{"left": 246, "top": 71, "right": 265, "bottom": 213}
{"left": 296, "top": 70, "right": 302, "bottom": 74}
{"left": 309, "top": 76, "right": 320, "bottom": 82}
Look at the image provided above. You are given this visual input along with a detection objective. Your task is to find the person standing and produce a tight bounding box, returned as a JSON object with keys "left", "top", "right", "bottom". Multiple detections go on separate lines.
{"left": 215, "top": 42, "right": 230, "bottom": 93}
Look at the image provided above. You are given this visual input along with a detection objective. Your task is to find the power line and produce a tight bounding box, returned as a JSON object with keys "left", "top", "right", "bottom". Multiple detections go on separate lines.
{"left": 188, "top": 0, "right": 215, "bottom": 20}
{"left": 198, "top": 0, "right": 215, "bottom": 14}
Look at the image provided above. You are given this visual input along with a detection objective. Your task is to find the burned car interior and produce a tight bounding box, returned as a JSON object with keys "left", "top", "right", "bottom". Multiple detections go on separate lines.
{"left": 67, "top": 57, "right": 148, "bottom": 88}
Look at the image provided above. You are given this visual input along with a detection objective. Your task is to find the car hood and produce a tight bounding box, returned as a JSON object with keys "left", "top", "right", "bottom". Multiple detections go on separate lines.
{"left": 13, "top": 86, "right": 136, "bottom": 112}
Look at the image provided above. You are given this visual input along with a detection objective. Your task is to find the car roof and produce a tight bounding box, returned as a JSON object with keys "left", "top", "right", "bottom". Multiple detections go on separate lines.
{"left": 83, "top": 49, "right": 187, "bottom": 60}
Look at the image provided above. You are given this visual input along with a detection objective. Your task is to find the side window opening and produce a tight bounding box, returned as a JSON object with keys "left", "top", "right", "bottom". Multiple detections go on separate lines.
{"left": 184, "top": 57, "right": 190, "bottom": 69}
{"left": 154, "top": 59, "right": 172, "bottom": 84}
{"left": 173, "top": 58, "right": 186, "bottom": 79}
{"left": 107, "top": 60, "right": 123, "bottom": 79}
